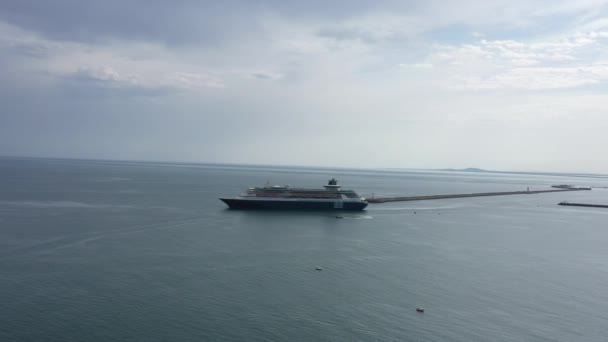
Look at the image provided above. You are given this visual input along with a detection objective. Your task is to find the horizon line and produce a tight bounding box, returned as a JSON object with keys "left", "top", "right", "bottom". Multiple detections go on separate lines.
{"left": 2, "top": 154, "right": 607, "bottom": 178}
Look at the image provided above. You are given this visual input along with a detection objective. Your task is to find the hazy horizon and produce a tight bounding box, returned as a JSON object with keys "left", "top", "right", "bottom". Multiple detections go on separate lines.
{"left": 2, "top": 1, "right": 608, "bottom": 173}
{"left": 4, "top": 154, "right": 608, "bottom": 177}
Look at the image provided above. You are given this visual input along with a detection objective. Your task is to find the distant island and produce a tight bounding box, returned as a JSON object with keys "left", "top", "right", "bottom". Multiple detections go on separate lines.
{"left": 439, "top": 168, "right": 487, "bottom": 172}
{"left": 437, "top": 168, "right": 608, "bottom": 179}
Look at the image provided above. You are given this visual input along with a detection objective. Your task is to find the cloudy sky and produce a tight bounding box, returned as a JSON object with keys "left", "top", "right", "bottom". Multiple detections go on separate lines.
{"left": 1, "top": 1, "right": 608, "bottom": 172}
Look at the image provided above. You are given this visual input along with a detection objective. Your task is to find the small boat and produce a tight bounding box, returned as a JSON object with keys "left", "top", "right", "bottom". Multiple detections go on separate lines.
{"left": 315, "top": 267, "right": 323, "bottom": 271}
{"left": 416, "top": 308, "right": 424, "bottom": 313}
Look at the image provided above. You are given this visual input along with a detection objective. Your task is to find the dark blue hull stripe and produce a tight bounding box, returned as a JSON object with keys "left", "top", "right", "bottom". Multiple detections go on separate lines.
{"left": 219, "top": 199, "right": 368, "bottom": 211}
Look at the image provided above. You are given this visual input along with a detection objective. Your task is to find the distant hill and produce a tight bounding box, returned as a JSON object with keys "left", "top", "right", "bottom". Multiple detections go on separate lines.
{"left": 439, "top": 168, "right": 487, "bottom": 172}
{"left": 437, "top": 168, "right": 608, "bottom": 178}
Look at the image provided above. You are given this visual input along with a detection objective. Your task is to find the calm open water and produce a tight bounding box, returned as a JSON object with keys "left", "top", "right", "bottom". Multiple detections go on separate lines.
{"left": 1, "top": 157, "right": 608, "bottom": 341}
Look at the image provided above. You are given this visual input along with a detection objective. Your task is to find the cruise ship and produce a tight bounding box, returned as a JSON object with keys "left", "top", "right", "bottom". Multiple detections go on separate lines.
{"left": 219, "top": 178, "right": 368, "bottom": 211}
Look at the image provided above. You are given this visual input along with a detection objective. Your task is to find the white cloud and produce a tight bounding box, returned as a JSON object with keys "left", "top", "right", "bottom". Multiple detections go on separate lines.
{"left": 420, "top": 30, "right": 608, "bottom": 90}
{"left": 475, "top": 64, "right": 608, "bottom": 90}
{"left": 0, "top": 21, "right": 230, "bottom": 92}
{"left": 398, "top": 63, "right": 434, "bottom": 69}
{"left": 166, "top": 72, "right": 225, "bottom": 89}
{"left": 73, "top": 66, "right": 124, "bottom": 82}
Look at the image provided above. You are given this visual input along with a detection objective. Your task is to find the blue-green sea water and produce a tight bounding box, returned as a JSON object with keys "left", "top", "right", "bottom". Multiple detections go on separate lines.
{"left": 1, "top": 157, "right": 608, "bottom": 341}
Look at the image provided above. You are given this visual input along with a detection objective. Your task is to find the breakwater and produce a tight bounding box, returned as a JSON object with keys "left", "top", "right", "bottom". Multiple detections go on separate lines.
{"left": 367, "top": 188, "right": 588, "bottom": 204}
{"left": 558, "top": 202, "right": 608, "bottom": 208}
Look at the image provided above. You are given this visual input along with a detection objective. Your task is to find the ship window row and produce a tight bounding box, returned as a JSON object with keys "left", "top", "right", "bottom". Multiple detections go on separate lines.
{"left": 342, "top": 192, "right": 359, "bottom": 198}
{"left": 255, "top": 192, "right": 342, "bottom": 199}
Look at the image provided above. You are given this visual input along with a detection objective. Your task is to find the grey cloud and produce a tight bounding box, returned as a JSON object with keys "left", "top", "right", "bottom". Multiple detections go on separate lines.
{"left": 6, "top": 42, "right": 50, "bottom": 58}
{"left": 252, "top": 73, "right": 275, "bottom": 80}
{"left": 0, "top": 0, "right": 417, "bottom": 46}
{"left": 0, "top": 1, "right": 262, "bottom": 46}
{"left": 56, "top": 71, "right": 176, "bottom": 98}
{"left": 251, "top": 71, "right": 283, "bottom": 80}
{"left": 1, "top": 0, "right": 606, "bottom": 48}
{"left": 317, "top": 26, "right": 382, "bottom": 43}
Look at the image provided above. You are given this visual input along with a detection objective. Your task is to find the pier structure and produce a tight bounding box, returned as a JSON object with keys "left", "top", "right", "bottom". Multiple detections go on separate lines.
{"left": 558, "top": 201, "right": 608, "bottom": 208}
{"left": 366, "top": 188, "right": 589, "bottom": 204}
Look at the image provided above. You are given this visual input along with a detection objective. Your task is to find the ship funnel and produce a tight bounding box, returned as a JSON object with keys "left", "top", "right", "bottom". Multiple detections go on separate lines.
{"left": 324, "top": 178, "right": 341, "bottom": 190}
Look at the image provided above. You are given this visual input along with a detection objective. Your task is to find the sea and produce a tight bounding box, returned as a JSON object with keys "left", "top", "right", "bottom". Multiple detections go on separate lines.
{"left": 1, "top": 157, "right": 608, "bottom": 342}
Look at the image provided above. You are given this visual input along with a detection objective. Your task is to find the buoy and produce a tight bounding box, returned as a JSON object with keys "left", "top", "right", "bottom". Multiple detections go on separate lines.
{"left": 416, "top": 308, "right": 424, "bottom": 313}
{"left": 315, "top": 267, "right": 323, "bottom": 271}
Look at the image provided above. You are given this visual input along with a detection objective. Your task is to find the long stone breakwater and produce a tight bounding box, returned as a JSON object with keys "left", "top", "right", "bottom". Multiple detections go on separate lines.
{"left": 366, "top": 188, "right": 589, "bottom": 204}
{"left": 558, "top": 201, "right": 608, "bottom": 208}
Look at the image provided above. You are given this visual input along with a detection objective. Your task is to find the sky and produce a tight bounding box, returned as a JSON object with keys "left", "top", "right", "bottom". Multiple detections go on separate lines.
{"left": 1, "top": 1, "right": 608, "bottom": 172}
